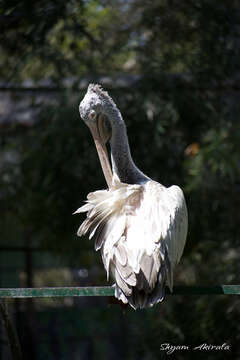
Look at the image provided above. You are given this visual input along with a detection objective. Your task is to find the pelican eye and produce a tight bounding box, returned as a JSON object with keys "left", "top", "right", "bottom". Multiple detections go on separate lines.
{"left": 89, "top": 110, "right": 96, "bottom": 120}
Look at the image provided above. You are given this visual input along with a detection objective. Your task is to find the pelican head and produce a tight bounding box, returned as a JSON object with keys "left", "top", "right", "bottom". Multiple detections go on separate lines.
{"left": 79, "top": 84, "right": 115, "bottom": 188}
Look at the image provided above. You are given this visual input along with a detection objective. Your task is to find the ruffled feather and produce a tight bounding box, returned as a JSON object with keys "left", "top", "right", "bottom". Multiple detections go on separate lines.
{"left": 74, "top": 177, "right": 187, "bottom": 309}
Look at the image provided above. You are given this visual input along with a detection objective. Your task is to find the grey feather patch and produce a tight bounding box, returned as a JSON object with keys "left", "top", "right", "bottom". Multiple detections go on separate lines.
{"left": 138, "top": 253, "right": 155, "bottom": 291}
{"left": 114, "top": 284, "right": 128, "bottom": 304}
{"left": 114, "top": 242, "right": 127, "bottom": 266}
{"left": 149, "top": 267, "right": 166, "bottom": 305}
{"left": 111, "top": 266, "right": 132, "bottom": 296}
{"left": 115, "top": 261, "right": 136, "bottom": 287}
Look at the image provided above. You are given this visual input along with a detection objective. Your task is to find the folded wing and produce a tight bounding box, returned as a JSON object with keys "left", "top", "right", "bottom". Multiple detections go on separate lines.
{"left": 74, "top": 176, "right": 188, "bottom": 309}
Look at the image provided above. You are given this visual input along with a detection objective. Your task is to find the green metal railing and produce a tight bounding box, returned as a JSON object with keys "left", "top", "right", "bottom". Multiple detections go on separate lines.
{"left": 0, "top": 285, "right": 240, "bottom": 298}
{"left": 0, "top": 284, "right": 239, "bottom": 360}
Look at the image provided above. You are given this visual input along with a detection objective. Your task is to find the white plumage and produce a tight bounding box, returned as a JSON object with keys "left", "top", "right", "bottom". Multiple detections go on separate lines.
{"left": 75, "top": 174, "right": 187, "bottom": 309}
{"left": 75, "top": 84, "right": 188, "bottom": 309}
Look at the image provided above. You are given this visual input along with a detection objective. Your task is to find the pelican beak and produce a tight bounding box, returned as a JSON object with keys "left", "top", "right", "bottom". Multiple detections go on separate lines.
{"left": 88, "top": 116, "right": 113, "bottom": 189}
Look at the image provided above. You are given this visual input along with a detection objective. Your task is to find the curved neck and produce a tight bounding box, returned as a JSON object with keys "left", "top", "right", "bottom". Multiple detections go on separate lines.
{"left": 108, "top": 108, "right": 149, "bottom": 185}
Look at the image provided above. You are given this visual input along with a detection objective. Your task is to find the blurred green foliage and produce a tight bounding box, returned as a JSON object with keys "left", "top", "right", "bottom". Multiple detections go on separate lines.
{"left": 1, "top": 0, "right": 240, "bottom": 359}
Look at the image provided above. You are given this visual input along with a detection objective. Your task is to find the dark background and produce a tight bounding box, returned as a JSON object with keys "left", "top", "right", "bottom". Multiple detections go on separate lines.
{"left": 0, "top": 1, "right": 240, "bottom": 359}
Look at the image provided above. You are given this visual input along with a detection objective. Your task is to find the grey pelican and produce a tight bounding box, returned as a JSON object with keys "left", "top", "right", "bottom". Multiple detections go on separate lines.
{"left": 74, "top": 84, "right": 188, "bottom": 309}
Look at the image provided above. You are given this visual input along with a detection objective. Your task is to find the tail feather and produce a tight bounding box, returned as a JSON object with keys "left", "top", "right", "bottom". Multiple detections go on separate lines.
{"left": 113, "top": 262, "right": 167, "bottom": 309}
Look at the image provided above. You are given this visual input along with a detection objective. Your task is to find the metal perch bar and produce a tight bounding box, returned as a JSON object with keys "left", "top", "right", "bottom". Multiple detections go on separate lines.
{"left": 0, "top": 285, "right": 240, "bottom": 298}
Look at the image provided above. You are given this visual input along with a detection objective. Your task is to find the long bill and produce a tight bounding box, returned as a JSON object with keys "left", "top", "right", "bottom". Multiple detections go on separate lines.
{"left": 88, "top": 120, "right": 113, "bottom": 189}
